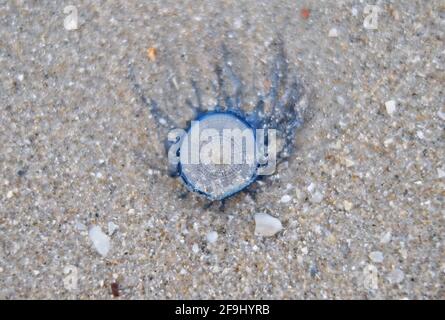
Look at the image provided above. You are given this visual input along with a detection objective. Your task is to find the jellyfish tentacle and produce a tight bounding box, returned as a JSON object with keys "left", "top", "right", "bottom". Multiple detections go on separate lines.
{"left": 128, "top": 65, "right": 179, "bottom": 130}
{"left": 280, "top": 80, "right": 303, "bottom": 122}
{"left": 276, "top": 79, "right": 304, "bottom": 158}
{"left": 185, "top": 98, "right": 197, "bottom": 113}
{"left": 184, "top": 79, "right": 204, "bottom": 117}
{"left": 214, "top": 64, "right": 232, "bottom": 111}
{"left": 222, "top": 45, "right": 243, "bottom": 111}
{"left": 261, "top": 44, "right": 289, "bottom": 133}
{"left": 268, "top": 43, "right": 288, "bottom": 110}
{"left": 191, "top": 79, "right": 204, "bottom": 113}
{"left": 247, "top": 98, "right": 265, "bottom": 128}
{"left": 128, "top": 64, "right": 183, "bottom": 174}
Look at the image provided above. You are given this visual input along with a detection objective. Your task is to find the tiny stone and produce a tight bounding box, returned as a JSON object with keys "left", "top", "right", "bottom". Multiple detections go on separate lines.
{"left": 300, "top": 8, "right": 310, "bottom": 20}
{"left": 192, "top": 243, "right": 199, "bottom": 254}
{"left": 391, "top": 9, "right": 400, "bottom": 20}
{"left": 437, "top": 168, "right": 445, "bottom": 179}
{"left": 206, "top": 231, "right": 218, "bottom": 244}
{"left": 108, "top": 222, "right": 119, "bottom": 235}
{"left": 387, "top": 269, "right": 404, "bottom": 284}
{"left": 399, "top": 247, "right": 408, "bottom": 260}
{"left": 328, "top": 27, "right": 339, "bottom": 37}
{"left": 369, "top": 251, "right": 384, "bottom": 263}
{"left": 301, "top": 247, "right": 308, "bottom": 255}
{"left": 254, "top": 213, "right": 283, "bottom": 237}
{"left": 297, "top": 255, "right": 304, "bottom": 264}
{"left": 344, "top": 158, "right": 355, "bottom": 167}
{"left": 343, "top": 200, "right": 353, "bottom": 211}
{"left": 385, "top": 100, "right": 396, "bottom": 115}
{"left": 280, "top": 194, "right": 292, "bottom": 203}
{"left": 147, "top": 47, "right": 157, "bottom": 61}
{"left": 437, "top": 110, "right": 445, "bottom": 121}
{"left": 307, "top": 183, "right": 316, "bottom": 193}
{"left": 6, "top": 190, "right": 14, "bottom": 198}
{"left": 233, "top": 17, "right": 243, "bottom": 29}
{"left": 75, "top": 221, "right": 87, "bottom": 231}
{"left": 336, "top": 95, "right": 345, "bottom": 105}
{"left": 17, "top": 74, "right": 24, "bottom": 82}
{"left": 380, "top": 231, "right": 392, "bottom": 244}
{"left": 383, "top": 138, "right": 394, "bottom": 147}
{"left": 310, "top": 191, "right": 324, "bottom": 203}
{"left": 110, "top": 282, "right": 119, "bottom": 297}
{"left": 363, "top": 264, "right": 379, "bottom": 290}
{"left": 89, "top": 225, "right": 111, "bottom": 257}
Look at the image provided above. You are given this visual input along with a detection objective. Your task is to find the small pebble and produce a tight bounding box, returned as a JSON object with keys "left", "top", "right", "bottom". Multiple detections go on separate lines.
{"left": 108, "top": 221, "right": 119, "bottom": 235}
{"left": 399, "top": 247, "right": 408, "bottom": 260}
{"left": 310, "top": 191, "right": 324, "bottom": 203}
{"left": 328, "top": 28, "right": 339, "bottom": 37}
{"left": 6, "top": 190, "right": 14, "bottom": 198}
{"left": 297, "top": 255, "right": 304, "bottom": 264}
{"left": 385, "top": 100, "right": 396, "bottom": 115}
{"left": 383, "top": 138, "right": 394, "bottom": 147}
{"left": 206, "top": 231, "right": 218, "bottom": 244}
{"left": 89, "top": 225, "right": 111, "bottom": 257}
{"left": 147, "top": 47, "right": 157, "bottom": 61}
{"left": 307, "top": 183, "right": 316, "bottom": 193}
{"left": 351, "top": 7, "right": 358, "bottom": 16}
{"left": 369, "top": 251, "right": 384, "bottom": 263}
{"left": 437, "top": 168, "right": 445, "bottom": 179}
{"left": 387, "top": 269, "right": 404, "bottom": 284}
{"left": 344, "top": 158, "right": 355, "bottom": 167}
{"left": 192, "top": 243, "right": 199, "bottom": 254}
{"left": 254, "top": 213, "right": 283, "bottom": 237}
{"left": 111, "top": 282, "right": 119, "bottom": 297}
{"left": 343, "top": 200, "right": 353, "bottom": 211}
{"left": 75, "top": 221, "right": 87, "bottom": 231}
{"left": 363, "top": 264, "right": 379, "bottom": 290}
{"left": 380, "top": 231, "right": 392, "bottom": 244}
{"left": 300, "top": 8, "right": 310, "bottom": 20}
{"left": 233, "top": 17, "right": 243, "bottom": 29}
{"left": 336, "top": 95, "right": 345, "bottom": 106}
{"left": 280, "top": 194, "right": 292, "bottom": 203}
{"left": 390, "top": 8, "right": 400, "bottom": 20}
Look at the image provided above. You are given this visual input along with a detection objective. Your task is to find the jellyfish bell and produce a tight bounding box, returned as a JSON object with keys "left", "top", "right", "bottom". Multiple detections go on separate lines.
{"left": 178, "top": 112, "right": 259, "bottom": 201}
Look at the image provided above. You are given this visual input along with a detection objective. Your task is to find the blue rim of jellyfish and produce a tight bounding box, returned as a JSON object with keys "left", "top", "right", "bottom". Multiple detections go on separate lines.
{"left": 177, "top": 110, "right": 259, "bottom": 201}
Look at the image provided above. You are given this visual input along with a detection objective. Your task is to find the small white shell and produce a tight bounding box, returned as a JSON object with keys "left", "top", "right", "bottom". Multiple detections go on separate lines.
{"left": 254, "top": 213, "right": 283, "bottom": 237}
{"left": 89, "top": 225, "right": 111, "bottom": 257}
